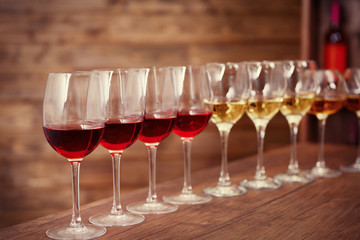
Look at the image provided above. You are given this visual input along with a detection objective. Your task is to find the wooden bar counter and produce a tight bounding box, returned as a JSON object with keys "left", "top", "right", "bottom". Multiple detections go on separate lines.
{"left": 1, "top": 142, "right": 359, "bottom": 239}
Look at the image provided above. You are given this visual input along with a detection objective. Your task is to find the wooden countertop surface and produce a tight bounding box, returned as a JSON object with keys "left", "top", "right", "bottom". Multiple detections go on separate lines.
{"left": 1, "top": 142, "right": 359, "bottom": 239}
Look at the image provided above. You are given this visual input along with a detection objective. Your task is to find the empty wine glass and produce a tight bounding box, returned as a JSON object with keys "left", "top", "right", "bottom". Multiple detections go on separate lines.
{"left": 308, "top": 69, "right": 346, "bottom": 178}
{"left": 240, "top": 61, "right": 286, "bottom": 190}
{"left": 43, "top": 71, "right": 109, "bottom": 239}
{"left": 126, "top": 66, "right": 182, "bottom": 214}
{"left": 163, "top": 65, "right": 213, "bottom": 204}
{"left": 89, "top": 68, "right": 149, "bottom": 227}
{"left": 274, "top": 60, "right": 317, "bottom": 184}
{"left": 341, "top": 68, "right": 360, "bottom": 172}
{"left": 203, "top": 62, "right": 250, "bottom": 197}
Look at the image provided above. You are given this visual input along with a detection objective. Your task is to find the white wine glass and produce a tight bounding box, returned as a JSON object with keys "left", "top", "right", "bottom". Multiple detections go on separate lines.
{"left": 163, "top": 65, "right": 212, "bottom": 204}
{"left": 341, "top": 68, "right": 360, "bottom": 172}
{"left": 274, "top": 60, "right": 317, "bottom": 184}
{"left": 89, "top": 68, "right": 149, "bottom": 226}
{"left": 126, "top": 66, "right": 182, "bottom": 214}
{"left": 203, "top": 62, "right": 250, "bottom": 197}
{"left": 43, "top": 71, "right": 109, "bottom": 239}
{"left": 308, "top": 69, "right": 346, "bottom": 178}
{"left": 240, "top": 61, "right": 286, "bottom": 190}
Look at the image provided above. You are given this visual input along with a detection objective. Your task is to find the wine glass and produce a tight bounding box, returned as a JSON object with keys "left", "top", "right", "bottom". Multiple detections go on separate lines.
{"left": 240, "top": 61, "right": 286, "bottom": 190}
{"left": 163, "top": 65, "right": 213, "bottom": 204}
{"left": 126, "top": 66, "right": 182, "bottom": 214}
{"left": 202, "top": 62, "right": 250, "bottom": 197}
{"left": 43, "top": 71, "right": 109, "bottom": 239}
{"left": 341, "top": 68, "right": 360, "bottom": 172}
{"left": 308, "top": 69, "right": 346, "bottom": 178}
{"left": 274, "top": 60, "right": 318, "bottom": 184}
{"left": 89, "top": 68, "right": 149, "bottom": 227}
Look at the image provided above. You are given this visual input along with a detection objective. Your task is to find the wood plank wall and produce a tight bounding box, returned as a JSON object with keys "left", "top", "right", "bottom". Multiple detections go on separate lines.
{"left": 0, "top": 0, "right": 300, "bottom": 228}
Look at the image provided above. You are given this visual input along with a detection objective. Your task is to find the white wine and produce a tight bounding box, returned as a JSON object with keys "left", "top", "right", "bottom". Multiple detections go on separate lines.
{"left": 280, "top": 94, "right": 315, "bottom": 124}
{"left": 246, "top": 98, "right": 282, "bottom": 126}
{"left": 204, "top": 100, "right": 246, "bottom": 125}
{"left": 308, "top": 97, "right": 344, "bottom": 120}
{"left": 345, "top": 95, "right": 360, "bottom": 118}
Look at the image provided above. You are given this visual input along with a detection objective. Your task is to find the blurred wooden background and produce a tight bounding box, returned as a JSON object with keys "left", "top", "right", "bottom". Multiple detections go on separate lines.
{"left": 0, "top": 0, "right": 317, "bottom": 228}
{"left": 304, "top": 0, "right": 360, "bottom": 144}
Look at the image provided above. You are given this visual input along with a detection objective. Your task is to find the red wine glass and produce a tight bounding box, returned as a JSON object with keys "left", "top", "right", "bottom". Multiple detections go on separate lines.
{"left": 341, "top": 69, "right": 360, "bottom": 172}
{"left": 163, "top": 65, "right": 212, "bottom": 205}
{"left": 89, "top": 68, "right": 149, "bottom": 227}
{"left": 126, "top": 66, "right": 182, "bottom": 214}
{"left": 43, "top": 71, "right": 110, "bottom": 239}
{"left": 202, "top": 62, "right": 250, "bottom": 197}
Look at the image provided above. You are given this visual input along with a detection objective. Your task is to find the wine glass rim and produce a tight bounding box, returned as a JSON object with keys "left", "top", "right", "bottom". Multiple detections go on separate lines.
{"left": 92, "top": 67, "right": 150, "bottom": 71}
{"left": 237, "top": 60, "right": 275, "bottom": 65}
{"left": 71, "top": 71, "right": 92, "bottom": 77}
{"left": 47, "top": 72, "right": 71, "bottom": 75}
{"left": 238, "top": 60, "right": 261, "bottom": 64}
{"left": 271, "top": 59, "right": 316, "bottom": 63}
{"left": 47, "top": 71, "right": 91, "bottom": 76}
{"left": 153, "top": 65, "right": 186, "bottom": 70}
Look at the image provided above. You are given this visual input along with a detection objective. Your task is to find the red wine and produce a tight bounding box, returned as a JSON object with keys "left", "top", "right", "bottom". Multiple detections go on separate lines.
{"left": 139, "top": 116, "right": 176, "bottom": 143}
{"left": 43, "top": 124, "right": 104, "bottom": 160}
{"left": 173, "top": 110, "right": 212, "bottom": 138}
{"left": 101, "top": 120, "right": 143, "bottom": 152}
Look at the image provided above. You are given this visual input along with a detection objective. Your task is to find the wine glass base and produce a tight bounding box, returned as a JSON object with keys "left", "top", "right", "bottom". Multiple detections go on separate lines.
{"left": 126, "top": 201, "right": 178, "bottom": 215}
{"left": 240, "top": 177, "right": 282, "bottom": 190}
{"left": 46, "top": 224, "right": 106, "bottom": 240}
{"left": 203, "top": 184, "right": 247, "bottom": 198}
{"left": 340, "top": 163, "right": 360, "bottom": 173}
{"left": 163, "top": 192, "right": 212, "bottom": 205}
{"left": 89, "top": 212, "right": 145, "bottom": 227}
{"left": 311, "top": 166, "right": 342, "bottom": 178}
{"left": 274, "top": 171, "right": 314, "bottom": 184}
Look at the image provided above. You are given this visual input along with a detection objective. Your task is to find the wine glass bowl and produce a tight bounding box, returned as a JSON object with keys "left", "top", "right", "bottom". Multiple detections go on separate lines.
{"left": 89, "top": 68, "right": 148, "bottom": 227}
{"left": 126, "top": 66, "right": 182, "bottom": 214}
{"left": 202, "top": 62, "right": 249, "bottom": 197}
{"left": 43, "top": 71, "right": 109, "bottom": 239}
{"left": 274, "top": 60, "right": 317, "bottom": 184}
{"left": 240, "top": 61, "right": 285, "bottom": 190}
{"left": 308, "top": 69, "right": 346, "bottom": 178}
{"left": 162, "top": 65, "right": 213, "bottom": 205}
{"left": 340, "top": 68, "right": 360, "bottom": 172}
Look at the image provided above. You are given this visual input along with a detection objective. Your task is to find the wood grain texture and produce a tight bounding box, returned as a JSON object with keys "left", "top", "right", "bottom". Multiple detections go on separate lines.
{"left": 0, "top": 142, "right": 359, "bottom": 239}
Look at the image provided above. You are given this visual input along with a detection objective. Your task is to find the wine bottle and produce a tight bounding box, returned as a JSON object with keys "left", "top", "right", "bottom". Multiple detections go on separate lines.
{"left": 323, "top": 1, "right": 347, "bottom": 73}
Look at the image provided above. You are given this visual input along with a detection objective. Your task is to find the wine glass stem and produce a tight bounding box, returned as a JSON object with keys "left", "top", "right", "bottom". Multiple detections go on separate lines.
{"left": 181, "top": 139, "right": 193, "bottom": 194}
{"left": 316, "top": 118, "right": 327, "bottom": 168}
{"left": 146, "top": 144, "right": 159, "bottom": 203}
{"left": 218, "top": 129, "right": 231, "bottom": 186}
{"left": 288, "top": 122, "right": 300, "bottom": 174}
{"left": 255, "top": 125, "right": 267, "bottom": 180}
{"left": 356, "top": 117, "right": 360, "bottom": 164}
{"left": 111, "top": 153, "right": 124, "bottom": 215}
{"left": 69, "top": 161, "right": 85, "bottom": 229}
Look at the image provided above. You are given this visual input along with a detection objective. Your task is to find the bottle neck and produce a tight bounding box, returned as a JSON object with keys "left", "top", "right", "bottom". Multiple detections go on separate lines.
{"left": 330, "top": 1, "right": 340, "bottom": 27}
